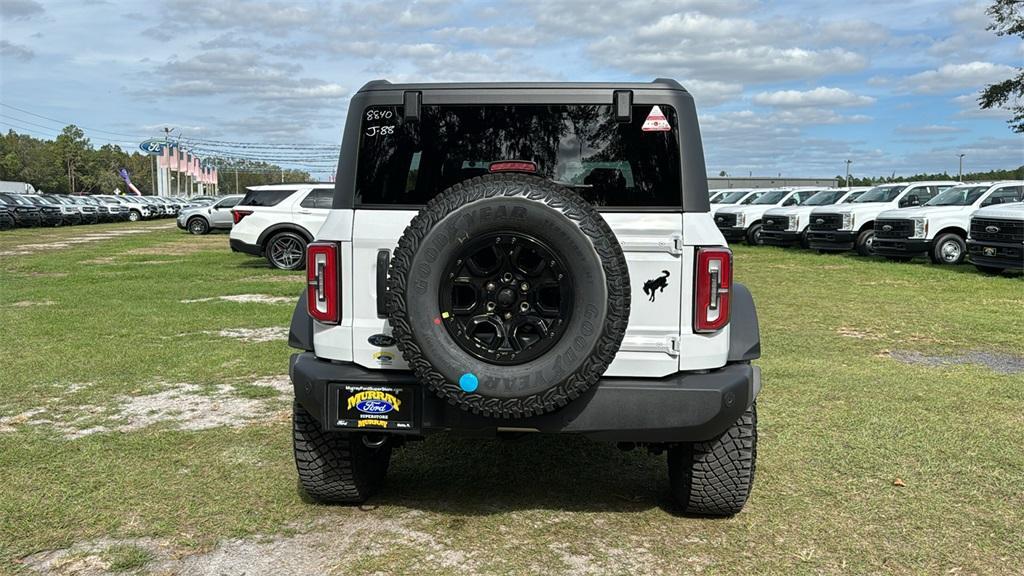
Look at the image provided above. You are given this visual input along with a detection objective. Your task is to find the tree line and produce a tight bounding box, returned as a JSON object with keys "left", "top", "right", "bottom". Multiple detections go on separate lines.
{"left": 0, "top": 126, "right": 312, "bottom": 195}
{"left": 836, "top": 166, "right": 1024, "bottom": 188}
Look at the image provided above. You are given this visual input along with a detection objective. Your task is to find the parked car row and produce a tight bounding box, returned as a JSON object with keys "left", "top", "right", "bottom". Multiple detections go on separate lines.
{"left": 710, "top": 180, "right": 1024, "bottom": 275}
{"left": 0, "top": 191, "right": 224, "bottom": 230}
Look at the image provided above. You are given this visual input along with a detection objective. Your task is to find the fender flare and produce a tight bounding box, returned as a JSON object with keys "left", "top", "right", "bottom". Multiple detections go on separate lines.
{"left": 727, "top": 282, "right": 760, "bottom": 363}
{"left": 288, "top": 290, "right": 314, "bottom": 351}
{"left": 257, "top": 223, "right": 314, "bottom": 250}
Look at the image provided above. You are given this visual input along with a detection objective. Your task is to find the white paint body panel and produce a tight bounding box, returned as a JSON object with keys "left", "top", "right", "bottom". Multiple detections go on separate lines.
{"left": 311, "top": 208, "right": 732, "bottom": 378}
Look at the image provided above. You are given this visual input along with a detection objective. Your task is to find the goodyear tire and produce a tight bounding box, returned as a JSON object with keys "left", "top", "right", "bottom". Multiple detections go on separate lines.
{"left": 668, "top": 403, "right": 757, "bottom": 516}
{"left": 293, "top": 402, "right": 392, "bottom": 503}
{"left": 387, "top": 173, "right": 630, "bottom": 418}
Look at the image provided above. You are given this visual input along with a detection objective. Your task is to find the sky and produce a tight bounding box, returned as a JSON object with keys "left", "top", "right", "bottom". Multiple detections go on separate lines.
{"left": 0, "top": 0, "right": 1022, "bottom": 180}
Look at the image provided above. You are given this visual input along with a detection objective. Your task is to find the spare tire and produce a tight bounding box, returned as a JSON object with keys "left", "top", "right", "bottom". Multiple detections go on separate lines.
{"left": 387, "top": 173, "right": 630, "bottom": 418}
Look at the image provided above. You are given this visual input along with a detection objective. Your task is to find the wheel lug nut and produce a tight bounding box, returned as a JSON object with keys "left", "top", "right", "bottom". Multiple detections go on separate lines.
{"left": 502, "top": 272, "right": 513, "bottom": 282}
{"left": 486, "top": 302, "right": 496, "bottom": 311}
{"left": 504, "top": 312, "right": 512, "bottom": 320}
{"left": 520, "top": 282, "right": 529, "bottom": 291}
{"left": 519, "top": 302, "right": 529, "bottom": 311}
{"left": 486, "top": 282, "right": 496, "bottom": 291}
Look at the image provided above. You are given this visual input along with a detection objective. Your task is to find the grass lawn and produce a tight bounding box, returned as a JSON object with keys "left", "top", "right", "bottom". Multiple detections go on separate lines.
{"left": 1, "top": 220, "right": 1022, "bottom": 575}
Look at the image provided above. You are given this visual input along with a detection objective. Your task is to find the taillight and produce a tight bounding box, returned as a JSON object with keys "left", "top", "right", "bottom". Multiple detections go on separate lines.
{"left": 307, "top": 242, "right": 340, "bottom": 324}
{"left": 694, "top": 247, "right": 732, "bottom": 333}
{"left": 232, "top": 209, "right": 253, "bottom": 224}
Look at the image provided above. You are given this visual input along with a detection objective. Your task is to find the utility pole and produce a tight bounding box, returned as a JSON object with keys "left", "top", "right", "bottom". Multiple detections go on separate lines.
{"left": 958, "top": 153, "right": 965, "bottom": 181}
{"left": 845, "top": 159, "right": 852, "bottom": 189}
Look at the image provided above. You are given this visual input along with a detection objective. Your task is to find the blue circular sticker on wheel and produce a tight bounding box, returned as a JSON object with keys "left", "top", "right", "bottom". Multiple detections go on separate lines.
{"left": 459, "top": 373, "right": 479, "bottom": 393}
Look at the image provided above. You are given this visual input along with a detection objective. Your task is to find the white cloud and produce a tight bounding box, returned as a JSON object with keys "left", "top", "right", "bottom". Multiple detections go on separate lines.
{"left": 0, "top": 40, "right": 34, "bottom": 60}
{"left": 753, "top": 87, "right": 875, "bottom": 108}
{"left": 0, "top": 0, "right": 44, "bottom": 20}
{"left": 905, "top": 61, "right": 1016, "bottom": 94}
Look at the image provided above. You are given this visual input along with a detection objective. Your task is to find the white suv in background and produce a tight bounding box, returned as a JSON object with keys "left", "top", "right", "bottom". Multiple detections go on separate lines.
{"left": 872, "top": 181, "right": 1024, "bottom": 264}
{"left": 229, "top": 184, "right": 335, "bottom": 270}
{"left": 806, "top": 180, "right": 960, "bottom": 256}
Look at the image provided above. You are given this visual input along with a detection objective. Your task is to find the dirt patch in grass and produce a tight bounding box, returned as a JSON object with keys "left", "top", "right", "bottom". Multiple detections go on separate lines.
{"left": 215, "top": 327, "right": 290, "bottom": 343}
{"left": 0, "top": 376, "right": 291, "bottom": 439}
{"left": 0, "top": 228, "right": 163, "bottom": 256}
{"left": 240, "top": 275, "right": 303, "bottom": 283}
{"left": 6, "top": 300, "right": 56, "bottom": 307}
{"left": 125, "top": 238, "right": 222, "bottom": 256}
{"left": 887, "top": 350, "right": 1024, "bottom": 374}
{"left": 181, "top": 294, "right": 294, "bottom": 304}
{"left": 19, "top": 515, "right": 482, "bottom": 576}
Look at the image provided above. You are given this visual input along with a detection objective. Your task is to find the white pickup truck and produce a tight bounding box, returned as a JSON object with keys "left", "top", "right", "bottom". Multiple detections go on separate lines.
{"left": 967, "top": 199, "right": 1024, "bottom": 274}
{"left": 709, "top": 188, "right": 758, "bottom": 213}
{"left": 760, "top": 187, "right": 870, "bottom": 248}
{"left": 872, "top": 181, "right": 1024, "bottom": 264}
{"left": 806, "top": 180, "right": 960, "bottom": 256}
{"left": 714, "top": 187, "right": 822, "bottom": 245}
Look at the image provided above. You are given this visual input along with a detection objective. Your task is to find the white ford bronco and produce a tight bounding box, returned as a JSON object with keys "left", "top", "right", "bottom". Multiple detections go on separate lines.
{"left": 287, "top": 79, "right": 762, "bottom": 515}
{"left": 872, "top": 182, "right": 1024, "bottom": 264}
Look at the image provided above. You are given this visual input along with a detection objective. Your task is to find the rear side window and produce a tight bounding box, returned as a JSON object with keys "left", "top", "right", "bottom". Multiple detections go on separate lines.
{"left": 299, "top": 189, "right": 333, "bottom": 209}
{"left": 239, "top": 189, "right": 295, "bottom": 207}
{"left": 215, "top": 196, "right": 241, "bottom": 209}
{"left": 355, "top": 104, "right": 684, "bottom": 209}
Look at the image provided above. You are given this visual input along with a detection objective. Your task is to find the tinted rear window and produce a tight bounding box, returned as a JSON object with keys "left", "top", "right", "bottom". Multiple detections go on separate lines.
{"left": 356, "top": 104, "right": 683, "bottom": 208}
{"left": 239, "top": 189, "right": 295, "bottom": 207}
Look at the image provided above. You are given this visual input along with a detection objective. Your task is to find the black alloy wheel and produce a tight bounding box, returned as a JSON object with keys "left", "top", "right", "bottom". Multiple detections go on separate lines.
{"left": 439, "top": 232, "right": 573, "bottom": 366}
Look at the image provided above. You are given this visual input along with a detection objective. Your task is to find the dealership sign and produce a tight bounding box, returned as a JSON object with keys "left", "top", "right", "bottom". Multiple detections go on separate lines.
{"left": 138, "top": 139, "right": 169, "bottom": 155}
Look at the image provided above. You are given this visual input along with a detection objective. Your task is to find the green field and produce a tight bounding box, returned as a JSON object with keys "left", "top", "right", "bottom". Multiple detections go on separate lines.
{"left": 1, "top": 221, "right": 1022, "bottom": 575}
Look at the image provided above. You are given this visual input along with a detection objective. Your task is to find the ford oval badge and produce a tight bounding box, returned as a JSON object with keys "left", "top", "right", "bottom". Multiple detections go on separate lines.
{"left": 356, "top": 399, "right": 394, "bottom": 414}
{"left": 985, "top": 225, "right": 1000, "bottom": 233}
{"left": 766, "top": 220, "right": 774, "bottom": 225}
{"left": 882, "top": 224, "right": 892, "bottom": 231}
{"left": 368, "top": 333, "right": 396, "bottom": 347}
{"left": 815, "top": 218, "right": 824, "bottom": 224}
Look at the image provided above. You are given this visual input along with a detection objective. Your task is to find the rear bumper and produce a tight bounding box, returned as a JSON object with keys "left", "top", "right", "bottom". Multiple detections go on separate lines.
{"left": 871, "top": 238, "right": 929, "bottom": 256}
{"left": 760, "top": 230, "right": 801, "bottom": 246}
{"left": 290, "top": 353, "right": 761, "bottom": 443}
{"left": 807, "top": 230, "right": 856, "bottom": 251}
{"left": 230, "top": 237, "right": 263, "bottom": 256}
{"left": 967, "top": 240, "right": 1023, "bottom": 270}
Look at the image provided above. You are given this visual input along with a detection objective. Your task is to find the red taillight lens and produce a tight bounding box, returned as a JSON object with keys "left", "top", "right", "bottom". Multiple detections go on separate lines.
{"left": 694, "top": 247, "right": 732, "bottom": 333}
{"left": 489, "top": 160, "right": 537, "bottom": 173}
{"left": 306, "top": 242, "right": 340, "bottom": 324}
{"left": 232, "top": 209, "right": 253, "bottom": 224}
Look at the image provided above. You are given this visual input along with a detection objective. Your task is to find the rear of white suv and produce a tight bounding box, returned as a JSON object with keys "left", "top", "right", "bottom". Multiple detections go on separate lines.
{"left": 229, "top": 184, "right": 335, "bottom": 270}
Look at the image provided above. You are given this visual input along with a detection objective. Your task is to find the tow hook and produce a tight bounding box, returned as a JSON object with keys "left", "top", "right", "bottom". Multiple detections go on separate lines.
{"left": 362, "top": 434, "right": 387, "bottom": 448}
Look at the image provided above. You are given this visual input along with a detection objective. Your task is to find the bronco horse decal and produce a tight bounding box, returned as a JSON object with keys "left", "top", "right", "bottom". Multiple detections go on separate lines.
{"left": 643, "top": 270, "right": 671, "bottom": 302}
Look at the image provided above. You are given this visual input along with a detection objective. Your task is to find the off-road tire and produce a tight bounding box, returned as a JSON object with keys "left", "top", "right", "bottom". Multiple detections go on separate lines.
{"left": 293, "top": 402, "right": 392, "bottom": 503}
{"left": 929, "top": 233, "right": 966, "bottom": 265}
{"left": 855, "top": 229, "right": 874, "bottom": 256}
{"left": 745, "top": 223, "right": 763, "bottom": 245}
{"left": 387, "top": 173, "right": 630, "bottom": 418}
{"left": 668, "top": 403, "right": 757, "bottom": 516}
{"left": 187, "top": 216, "right": 209, "bottom": 235}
